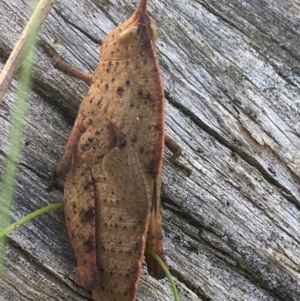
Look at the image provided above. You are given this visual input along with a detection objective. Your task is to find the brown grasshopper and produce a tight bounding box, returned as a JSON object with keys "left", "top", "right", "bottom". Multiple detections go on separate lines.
{"left": 44, "top": 0, "right": 188, "bottom": 300}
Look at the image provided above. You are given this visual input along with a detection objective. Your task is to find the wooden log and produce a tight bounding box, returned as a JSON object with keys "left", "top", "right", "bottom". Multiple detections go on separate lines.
{"left": 1, "top": 0, "right": 300, "bottom": 300}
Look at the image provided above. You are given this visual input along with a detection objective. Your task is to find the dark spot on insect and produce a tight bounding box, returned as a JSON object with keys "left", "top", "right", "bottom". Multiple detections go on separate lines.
{"left": 108, "top": 61, "right": 112, "bottom": 66}
{"left": 145, "top": 92, "right": 151, "bottom": 100}
{"left": 105, "top": 83, "right": 109, "bottom": 90}
{"left": 125, "top": 80, "right": 130, "bottom": 86}
{"left": 147, "top": 158, "right": 158, "bottom": 178}
{"left": 95, "top": 131, "right": 100, "bottom": 135}
{"left": 137, "top": 89, "right": 143, "bottom": 96}
{"left": 81, "top": 142, "right": 91, "bottom": 151}
{"left": 135, "top": 239, "right": 143, "bottom": 251}
{"left": 96, "top": 96, "right": 103, "bottom": 105}
{"left": 84, "top": 235, "right": 95, "bottom": 252}
{"left": 139, "top": 146, "right": 144, "bottom": 153}
{"left": 111, "top": 77, "right": 115, "bottom": 82}
{"left": 83, "top": 181, "right": 92, "bottom": 190}
{"left": 82, "top": 207, "right": 95, "bottom": 222}
{"left": 118, "top": 136, "right": 127, "bottom": 148}
{"left": 106, "top": 68, "right": 110, "bottom": 73}
{"left": 116, "top": 86, "right": 124, "bottom": 97}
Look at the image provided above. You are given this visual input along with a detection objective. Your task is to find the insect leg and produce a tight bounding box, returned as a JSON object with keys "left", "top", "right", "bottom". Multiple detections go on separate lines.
{"left": 40, "top": 41, "right": 92, "bottom": 84}
{"left": 145, "top": 175, "right": 168, "bottom": 280}
{"left": 165, "top": 134, "right": 191, "bottom": 176}
{"left": 47, "top": 116, "right": 85, "bottom": 191}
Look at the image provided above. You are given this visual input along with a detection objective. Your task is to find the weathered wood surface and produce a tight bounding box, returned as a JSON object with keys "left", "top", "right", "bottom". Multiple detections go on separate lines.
{"left": 1, "top": 0, "right": 300, "bottom": 300}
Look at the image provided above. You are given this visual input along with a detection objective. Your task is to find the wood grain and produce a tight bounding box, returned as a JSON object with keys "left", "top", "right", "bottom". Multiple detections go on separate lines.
{"left": 1, "top": 0, "right": 300, "bottom": 300}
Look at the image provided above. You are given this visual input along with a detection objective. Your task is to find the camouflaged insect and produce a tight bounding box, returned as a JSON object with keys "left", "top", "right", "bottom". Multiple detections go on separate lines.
{"left": 50, "top": 1, "right": 172, "bottom": 300}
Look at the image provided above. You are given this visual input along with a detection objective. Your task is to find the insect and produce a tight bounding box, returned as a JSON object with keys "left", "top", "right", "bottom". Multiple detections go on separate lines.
{"left": 44, "top": 0, "right": 188, "bottom": 300}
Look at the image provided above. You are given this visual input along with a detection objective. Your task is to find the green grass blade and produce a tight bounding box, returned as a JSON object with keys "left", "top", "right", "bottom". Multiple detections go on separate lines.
{"left": 0, "top": 203, "right": 64, "bottom": 238}
{"left": 146, "top": 246, "right": 179, "bottom": 301}
{"left": 0, "top": 0, "right": 40, "bottom": 284}
{"left": 0, "top": 200, "right": 178, "bottom": 301}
